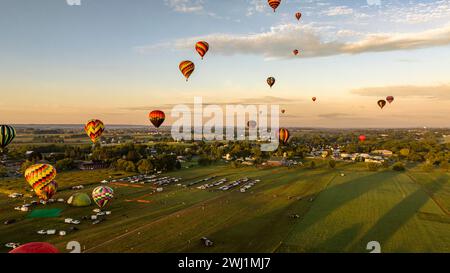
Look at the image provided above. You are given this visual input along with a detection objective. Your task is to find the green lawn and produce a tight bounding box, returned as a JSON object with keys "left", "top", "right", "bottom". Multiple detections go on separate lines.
{"left": 0, "top": 163, "right": 449, "bottom": 253}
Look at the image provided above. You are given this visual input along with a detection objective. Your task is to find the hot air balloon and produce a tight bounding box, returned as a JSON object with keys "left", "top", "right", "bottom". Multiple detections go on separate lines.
{"left": 84, "top": 119, "right": 105, "bottom": 144}
{"left": 0, "top": 125, "right": 15, "bottom": 153}
{"left": 149, "top": 110, "right": 165, "bottom": 128}
{"left": 359, "top": 135, "right": 366, "bottom": 142}
{"left": 281, "top": 109, "right": 286, "bottom": 114}
{"left": 9, "top": 242, "right": 59, "bottom": 253}
{"left": 295, "top": 12, "right": 302, "bottom": 21}
{"left": 24, "top": 164, "right": 58, "bottom": 201}
{"left": 195, "top": 41, "right": 209, "bottom": 59}
{"left": 268, "top": 0, "right": 281, "bottom": 12}
{"left": 386, "top": 96, "right": 394, "bottom": 104}
{"left": 293, "top": 49, "right": 299, "bottom": 56}
{"left": 179, "top": 60, "right": 195, "bottom": 81}
{"left": 312, "top": 97, "right": 317, "bottom": 102}
{"left": 247, "top": 120, "right": 257, "bottom": 129}
{"left": 267, "top": 77, "right": 276, "bottom": 88}
{"left": 279, "top": 128, "right": 290, "bottom": 145}
{"left": 92, "top": 186, "right": 114, "bottom": 209}
{"left": 377, "top": 100, "right": 387, "bottom": 109}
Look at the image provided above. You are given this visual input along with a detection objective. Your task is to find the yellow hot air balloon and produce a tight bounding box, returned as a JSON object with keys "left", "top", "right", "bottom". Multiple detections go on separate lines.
{"left": 179, "top": 60, "right": 195, "bottom": 81}
{"left": 84, "top": 119, "right": 105, "bottom": 144}
{"left": 24, "top": 164, "right": 58, "bottom": 201}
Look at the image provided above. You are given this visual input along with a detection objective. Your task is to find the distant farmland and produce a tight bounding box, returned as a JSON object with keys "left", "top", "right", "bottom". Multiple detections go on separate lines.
{"left": 0, "top": 163, "right": 449, "bottom": 253}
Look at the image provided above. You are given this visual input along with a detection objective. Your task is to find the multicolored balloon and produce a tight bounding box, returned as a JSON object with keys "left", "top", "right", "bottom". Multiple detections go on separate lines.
{"left": 24, "top": 164, "right": 58, "bottom": 201}
{"left": 149, "top": 110, "right": 165, "bottom": 128}
{"left": 195, "top": 41, "right": 209, "bottom": 59}
{"left": 179, "top": 60, "right": 195, "bottom": 81}
{"left": 92, "top": 186, "right": 114, "bottom": 209}
{"left": 279, "top": 128, "right": 290, "bottom": 145}
{"left": 267, "top": 77, "right": 276, "bottom": 88}
{"left": 386, "top": 96, "right": 394, "bottom": 104}
{"left": 359, "top": 135, "right": 366, "bottom": 142}
{"left": 295, "top": 12, "right": 302, "bottom": 21}
{"left": 0, "top": 125, "right": 16, "bottom": 152}
{"left": 268, "top": 0, "right": 281, "bottom": 12}
{"left": 9, "top": 242, "right": 59, "bottom": 253}
{"left": 84, "top": 119, "right": 105, "bottom": 144}
{"left": 293, "top": 49, "right": 299, "bottom": 56}
{"left": 377, "top": 100, "right": 387, "bottom": 109}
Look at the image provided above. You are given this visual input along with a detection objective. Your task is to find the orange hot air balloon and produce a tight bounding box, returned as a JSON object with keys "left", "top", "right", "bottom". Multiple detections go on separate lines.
{"left": 195, "top": 41, "right": 209, "bottom": 59}
{"left": 267, "top": 77, "right": 276, "bottom": 88}
{"left": 84, "top": 119, "right": 105, "bottom": 144}
{"left": 295, "top": 12, "right": 302, "bottom": 21}
{"left": 359, "top": 135, "right": 366, "bottom": 142}
{"left": 293, "top": 49, "right": 299, "bottom": 56}
{"left": 179, "top": 60, "right": 195, "bottom": 81}
{"left": 378, "top": 100, "right": 387, "bottom": 109}
{"left": 149, "top": 110, "right": 165, "bottom": 128}
{"left": 386, "top": 96, "right": 394, "bottom": 104}
{"left": 279, "top": 128, "right": 290, "bottom": 145}
{"left": 312, "top": 97, "right": 317, "bottom": 102}
{"left": 268, "top": 0, "right": 281, "bottom": 12}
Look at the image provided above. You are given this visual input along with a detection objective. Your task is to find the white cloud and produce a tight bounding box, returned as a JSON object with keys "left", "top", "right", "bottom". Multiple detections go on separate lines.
{"left": 136, "top": 23, "right": 450, "bottom": 59}
{"left": 246, "top": 0, "right": 266, "bottom": 16}
{"left": 322, "top": 6, "right": 354, "bottom": 16}
{"left": 164, "top": 0, "right": 204, "bottom": 13}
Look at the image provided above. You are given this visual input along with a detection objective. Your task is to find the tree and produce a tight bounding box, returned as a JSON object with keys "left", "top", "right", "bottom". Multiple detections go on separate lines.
{"left": 55, "top": 158, "right": 76, "bottom": 171}
{"left": 20, "top": 160, "right": 34, "bottom": 173}
{"left": 137, "top": 159, "right": 153, "bottom": 174}
{"left": 0, "top": 165, "right": 8, "bottom": 177}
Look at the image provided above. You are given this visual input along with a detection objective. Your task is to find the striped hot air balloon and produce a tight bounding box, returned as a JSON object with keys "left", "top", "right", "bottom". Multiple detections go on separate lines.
{"left": 195, "top": 41, "right": 209, "bottom": 59}
{"left": 268, "top": 0, "right": 281, "bottom": 12}
{"left": 0, "top": 125, "right": 16, "bottom": 152}
{"left": 92, "top": 186, "right": 114, "bottom": 209}
{"left": 295, "top": 12, "right": 302, "bottom": 21}
{"left": 149, "top": 110, "right": 165, "bottom": 128}
{"left": 279, "top": 128, "right": 290, "bottom": 145}
{"left": 179, "top": 60, "right": 195, "bottom": 81}
{"left": 84, "top": 119, "right": 105, "bottom": 144}
{"left": 25, "top": 164, "right": 58, "bottom": 201}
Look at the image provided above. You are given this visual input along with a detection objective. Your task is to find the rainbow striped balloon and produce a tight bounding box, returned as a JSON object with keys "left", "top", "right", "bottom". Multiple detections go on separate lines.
{"left": 84, "top": 119, "right": 105, "bottom": 144}
{"left": 195, "top": 41, "right": 209, "bottom": 59}
{"left": 92, "top": 186, "right": 114, "bottom": 209}
{"left": 25, "top": 164, "right": 58, "bottom": 201}
{"left": 179, "top": 60, "right": 195, "bottom": 81}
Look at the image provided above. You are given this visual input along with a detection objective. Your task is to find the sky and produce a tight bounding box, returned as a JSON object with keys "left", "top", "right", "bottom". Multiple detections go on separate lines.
{"left": 0, "top": 0, "right": 449, "bottom": 128}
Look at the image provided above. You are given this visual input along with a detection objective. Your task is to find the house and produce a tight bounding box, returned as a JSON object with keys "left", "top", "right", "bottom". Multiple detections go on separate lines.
{"left": 371, "top": 150, "right": 394, "bottom": 157}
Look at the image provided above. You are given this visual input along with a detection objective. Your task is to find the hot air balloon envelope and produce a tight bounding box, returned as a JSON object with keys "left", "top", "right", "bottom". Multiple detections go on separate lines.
{"left": 84, "top": 119, "right": 105, "bottom": 144}
{"left": 149, "top": 110, "right": 166, "bottom": 128}
{"left": 9, "top": 242, "right": 59, "bottom": 253}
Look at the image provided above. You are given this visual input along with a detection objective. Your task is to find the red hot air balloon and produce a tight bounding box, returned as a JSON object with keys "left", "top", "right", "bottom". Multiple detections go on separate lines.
{"left": 312, "top": 97, "right": 317, "bottom": 102}
{"left": 359, "top": 135, "right": 366, "bottom": 142}
{"left": 386, "top": 96, "right": 394, "bottom": 104}
{"left": 295, "top": 12, "right": 302, "bottom": 21}
{"left": 195, "top": 41, "right": 209, "bottom": 59}
{"left": 9, "top": 242, "right": 59, "bottom": 253}
{"left": 268, "top": 0, "right": 281, "bottom": 12}
{"left": 149, "top": 110, "right": 165, "bottom": 128}
{"left": 293, "top": 49, "right": 299, "bottom": 56}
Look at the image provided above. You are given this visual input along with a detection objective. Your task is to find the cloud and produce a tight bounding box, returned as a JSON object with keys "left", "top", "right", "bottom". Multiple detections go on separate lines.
{"left": 322, "top": 6, "right": 354, "bottom": 16}
{"left": 164, "top": 0, "right": 204, "bottom": 13}
{"left": 136, "top": 23, "right": 450, "bottom": 59}
{"left": 351, "top": 84, "right": 450, "bottom": 100}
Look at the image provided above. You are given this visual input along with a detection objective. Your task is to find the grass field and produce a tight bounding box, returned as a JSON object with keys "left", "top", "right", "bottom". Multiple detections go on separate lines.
{"left": 0, "top": 162, "right": 449, "bottom": 253}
